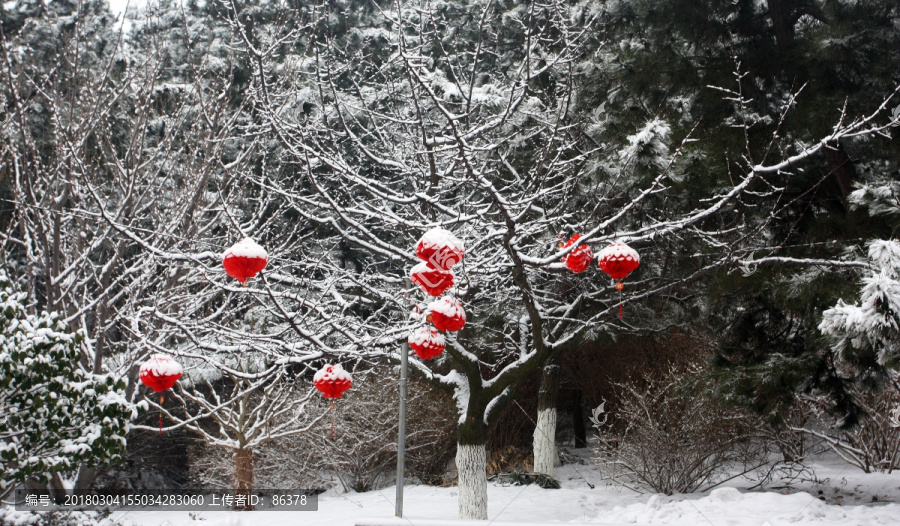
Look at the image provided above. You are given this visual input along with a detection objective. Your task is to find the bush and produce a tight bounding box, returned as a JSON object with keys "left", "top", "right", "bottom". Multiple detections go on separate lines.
{"left": 187, "top": 366, "right": 457, "bottom": 492}
{"left": 796, "top": 385, "right": 900, "bottom": 473}
{"left": 592, "top": 366, "right": 768, "bottom": 494}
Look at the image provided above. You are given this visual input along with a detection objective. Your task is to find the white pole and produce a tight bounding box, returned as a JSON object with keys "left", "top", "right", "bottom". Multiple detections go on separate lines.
{"left": 395, "top": 342, "right": 409, "bottom": 517}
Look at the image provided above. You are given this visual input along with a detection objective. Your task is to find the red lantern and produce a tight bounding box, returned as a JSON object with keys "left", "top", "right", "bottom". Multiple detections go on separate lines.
{"left": 427, "top": 297, "right": 466, "bottom": 332}
{"left": 597, "top": 242, "right": 640, "bottom": 281}
{"left": 408, "top": 327, "right": 446, "bottom": 360}
{"left": 223, "top": 238, "right": 268, "bottom": 286}
{"left": 313, "top": 364, "right": 353, "bottom": 399}
{"left": 139, "top": 354, "right": 183, "bottom": 392}
{"left": 597, "top": 242, "right": 640, "bottom": 319}
{"left": 560, "top": 234, "right": 593, "bottom": 273}
{"left": 314, "top": 364, "right": 353, "bottom": 440}
{"left": 410, "top": 262, "right": 454, "bottom": 296}
{"left": 416, "top": 228, "right": 465, "bottom": 271}
{"left": 139, "top": 354, "right": 183, "bottom": 435}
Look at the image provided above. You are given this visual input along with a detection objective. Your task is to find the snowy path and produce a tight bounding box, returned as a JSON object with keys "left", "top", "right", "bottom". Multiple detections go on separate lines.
{"left": 107, "top": 457, "right": 900, "bottom": 526}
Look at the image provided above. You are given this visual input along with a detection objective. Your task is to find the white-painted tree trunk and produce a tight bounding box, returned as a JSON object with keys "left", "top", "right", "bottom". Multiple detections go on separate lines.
{"left": 532, "top": 407, "right": 558, "bottom": 476}
{"left": 456, "top": 443, "right": 488, "bottom": 520}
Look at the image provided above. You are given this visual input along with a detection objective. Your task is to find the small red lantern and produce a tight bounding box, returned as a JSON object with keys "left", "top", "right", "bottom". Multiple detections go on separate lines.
{"left": 313, "top": 364, "right": 353, "bottom": 399}
{"left": 139, "top": 354, "right": 183, "bottom": 435}
{"left": 416, "top": 228, "right": 465, "bottom": 271}
{"left": 139, "top": 354, "right": 183, "bottom": 392}
{"left": 410, "top": 262, "right": 454, "bottom": 296}
{"left": 314, "top": 364, "right": 353, "bottom": 440}
{"left": 408, "top": 326, "right": 446, "bottom": 360}
{"left": 223, "top": 238, "right": 268, "bottom": 286}
{"left": 560, "top": 234, "right": 593, "bottom": 273}
{"left": 427, "top": 297, "right": 466, "bottom": 332}
{"left": 597, "top": 242, "right": 640, "bottom": 319}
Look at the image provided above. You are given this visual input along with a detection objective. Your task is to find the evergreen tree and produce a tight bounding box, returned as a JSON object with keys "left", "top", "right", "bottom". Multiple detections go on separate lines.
{"left": 0, "top": 271, "right": 137, "bottom": 492}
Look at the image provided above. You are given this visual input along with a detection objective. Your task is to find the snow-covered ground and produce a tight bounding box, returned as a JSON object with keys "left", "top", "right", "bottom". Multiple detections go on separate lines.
{"left": 94, "top": 453, "right": 899, "bottom": 526}
{"left": 4, "top": 453, "right": 898, "bottom": 526}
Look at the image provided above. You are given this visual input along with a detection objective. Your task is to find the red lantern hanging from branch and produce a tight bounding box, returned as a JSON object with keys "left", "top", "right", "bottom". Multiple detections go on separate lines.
{"left": 408, "top": 326, "right": 446, "bottom": 360}
{"left": 140, "top": 354, "right": 183, "bottom": 392}
{"left": 222, "top": 238, "right": 268, "bottom": 286}
{"left": 314, "top": 364, "right": 353, "bottom": 399}
{"left": 427, "top": 297, "right": 466, "bottom": 332}
{"left": 597, "top": 242, "right": 640, "bottom": 319}
{"left": 314, "top": 364, "right": 353, "bottom": 439}
{"left": 559, "top": 233, "right": 593, "bottom": 273}
{"left": 410, "top": 262, "right": 454, "bottom": 297}
{"left": 415, "top": 228, "right": 465, "bottom": 271}
{"left": 139, "top": 354, "right": 183, "bottom": 435}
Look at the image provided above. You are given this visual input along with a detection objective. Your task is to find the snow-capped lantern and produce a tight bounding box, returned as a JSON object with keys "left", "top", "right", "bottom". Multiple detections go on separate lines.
{"left": 597, "top": 242, "right": 640, "bottom": 319}
{"left": 139, "top": 354, "right": 183, "bottom": 435}
{"left": 560, "top": 234, "right": 593, "bottom": 273}
{"left": 314, "top": 364, "right": 353, "bottom": 440}
{"left": 313, "top": 364, "right": 353, "bottom": 399}
{"left": 427, "top": 297, "right": 466, "bottom": 332}
{"left": 222, "top": 238, "right": 268, "bottom": 286}
{"left": 408, "top": 326, "right": 446, "bottom": 360}
{"left": 410, "top": 262, "right": 454, "bottom": 297}
{"left": 415, "top": 228, "right": 465, "bottom": 271}
{"left": 139, "top": 354, "right": 183, "bottom": 393}
{"left": 597, "top": 242, "right": 640, "bottom": 282}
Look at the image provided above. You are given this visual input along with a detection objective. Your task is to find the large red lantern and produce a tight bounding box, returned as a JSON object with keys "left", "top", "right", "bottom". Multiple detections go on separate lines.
{"left": 410, "top": 262, "right": 454, "bottom": 297}
{"left": 415, "top": 228, "right": 465, "bottom": 271}
{"left": 222, "top": 238, "right": 268, "bottom": 286}
{"left": 139, "top": 354, "right": 183, "bottom": 392}
{"left": 597, "top": 242, "right": 640, "bottom": 319}
{"left": 408, "top": 326, "right": 446, "bottom": 360}
{"left": 597, "top": 242, "right": 640, "bottom": 281}
{"left": 427, "top": 297, "right": 466, "bottom": 332}
{"left": 560, "top": 234, "right": 593, "bottom": 273}
{"left": 313, "top": 364, "right": 353, "bottom": 399}
{"left": 139, "top": 354, "right": 183, "bottom": 435}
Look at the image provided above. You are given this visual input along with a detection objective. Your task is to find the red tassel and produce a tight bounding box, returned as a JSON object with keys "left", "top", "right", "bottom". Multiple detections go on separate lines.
{"left": 330, "top": 400, "right": 335, "bottom": 440}
{"left": 158, "top": 393, "right": 165, "bottom": 436}
{"left": 619, "top": 302, "right": 623, "bottom": 319}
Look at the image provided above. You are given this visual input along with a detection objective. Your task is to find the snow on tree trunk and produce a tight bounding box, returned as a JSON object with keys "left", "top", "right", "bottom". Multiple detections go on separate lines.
{"left": 533, "top": 357, "right": 561, "bottom": 477}
{"left": 456, "top": 443, "right": 488, "bottom": 520}
{"left": 233, "top": 447, "right": 254, "bottom": 511}
{"left": 533, "top": 407, "right": 559, "bottom": 476}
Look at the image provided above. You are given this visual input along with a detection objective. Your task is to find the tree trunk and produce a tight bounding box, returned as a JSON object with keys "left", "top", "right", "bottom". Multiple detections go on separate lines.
{"left": 573, "top": 390, "right": 587, "bottom": 448}
{"left": 767, "top": 0, "right": 796, "bottom": 51}
{"left": 457, "top": 418, "right": 488, "bottom": 520}
{"left": 533, "top": 354, "right": 561, "bottom": 476}
{"left": 823, "top": 141, "right": 858, "bottom": 216}
{"left": 233, "top": 447, "right": 254, "bottom": 511}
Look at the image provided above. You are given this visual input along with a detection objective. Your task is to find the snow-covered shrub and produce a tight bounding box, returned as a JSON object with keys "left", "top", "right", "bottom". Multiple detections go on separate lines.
{"left": 0, "top": 272, "right": 137, "bottom": 490}
{"left": 188, "top": 368, "right": 457, "bottom": 492}
{"left": 796, "top": 386, "right": 900, "bottom": 473}
{"left": 591, "top": 366, "right": 767, "bottom": 494}
{"left": 819, "top": 240, "right": 900, "bottom": 372}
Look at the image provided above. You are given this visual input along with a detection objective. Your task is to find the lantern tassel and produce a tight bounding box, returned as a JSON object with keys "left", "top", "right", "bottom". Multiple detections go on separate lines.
{"left": 158, "top": 393, "right": 165, "bottom": 436}
{"left": 616, "top": 281, "right": 625, "bottom": 319}
{"left": 330, "top": 400, "right": 335, "bottom": 440}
